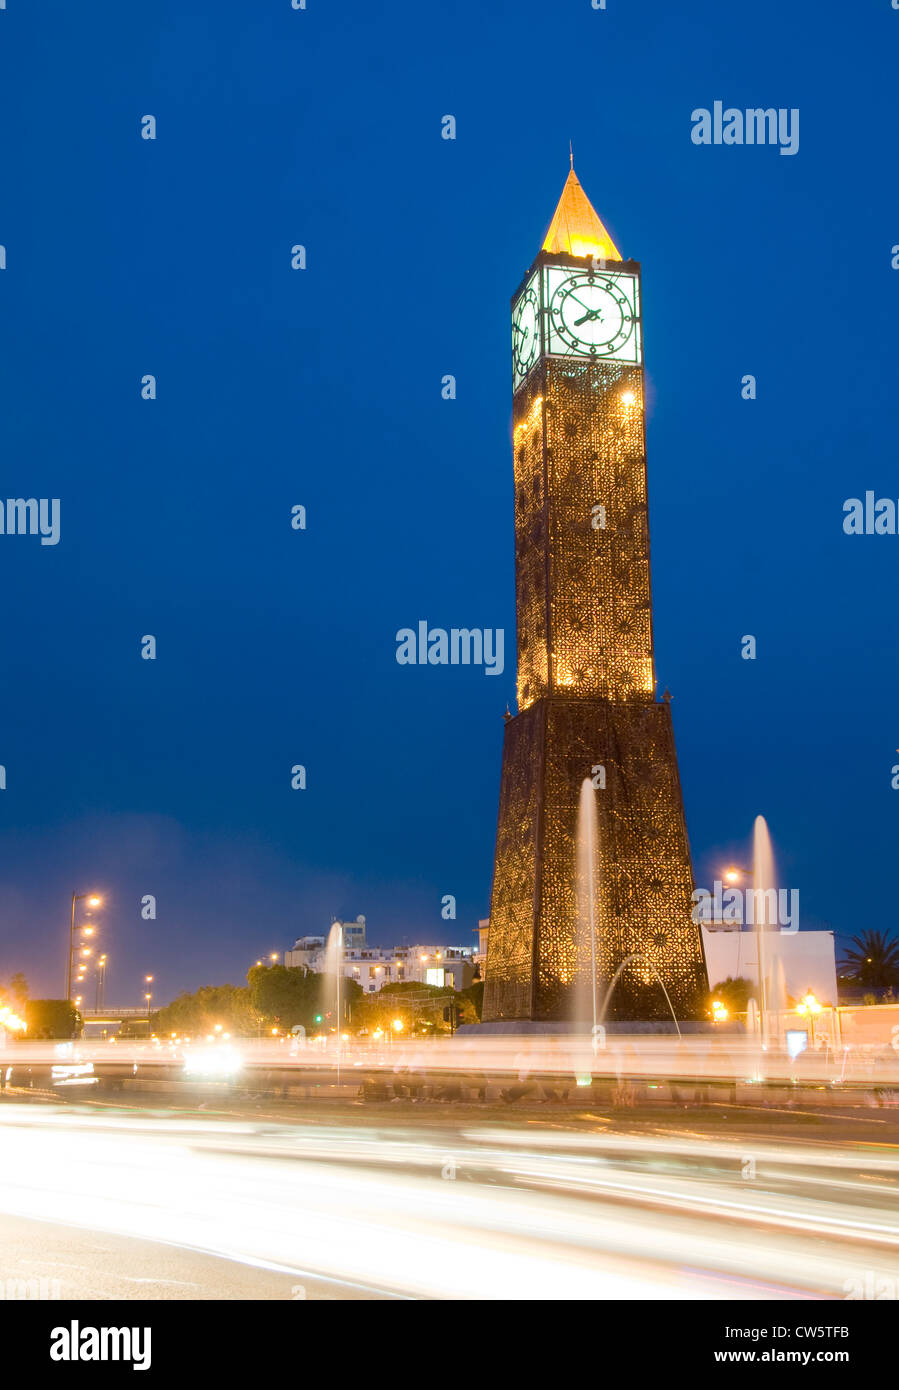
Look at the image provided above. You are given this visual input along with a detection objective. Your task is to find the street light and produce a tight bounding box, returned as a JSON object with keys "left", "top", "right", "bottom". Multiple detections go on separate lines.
{"left": 796, "top": 988, "right": 822, "bottom": 1045}
{"left": 66, "top": 892, "right": 103, "bottom": 1000}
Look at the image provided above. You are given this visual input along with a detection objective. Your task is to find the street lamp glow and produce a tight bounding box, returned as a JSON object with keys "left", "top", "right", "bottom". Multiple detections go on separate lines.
{"left": 67, "top": 892, "right": 105, "bottom": 1000}
{"left": 796, "top": 990, "right": 822, "bottom": 1017}
{"left": 392, "top": 1019, "right": 404, "bottom": 1032}
{"left": 711, "top": 999, "right": 729, "bottom": 1023}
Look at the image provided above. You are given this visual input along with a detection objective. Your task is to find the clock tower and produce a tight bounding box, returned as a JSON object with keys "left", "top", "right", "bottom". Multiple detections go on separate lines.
{"left": 482, "top": 162, "right": 708, "bottom": 1023}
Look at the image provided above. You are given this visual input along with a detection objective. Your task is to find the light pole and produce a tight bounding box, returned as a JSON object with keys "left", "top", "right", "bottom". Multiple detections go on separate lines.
{"left": 95, "top": 955, "right": 107, "bottom": 1010}
{"left": 587, "top": 799, "right": 598, "bottom": 1052}
{"left": 335, "top": 924, "right": 343, "bottom": 1086}
{"left": 66, "top": 892, "right": 102, "bottom": 999}
{"left": 723, "top": 865, "right": 764, "bottom": 1041}
{"left": 144, "top": 975, "right": 154, "bottom": 1027}
{"left": 796, "top": 988, "right": 822, "bottom": 1046}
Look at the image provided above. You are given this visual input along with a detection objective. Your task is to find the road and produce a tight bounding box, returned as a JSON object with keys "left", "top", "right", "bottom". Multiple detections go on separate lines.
{"left": 1, "top": 1089, "right": 897, "bottom": 1300}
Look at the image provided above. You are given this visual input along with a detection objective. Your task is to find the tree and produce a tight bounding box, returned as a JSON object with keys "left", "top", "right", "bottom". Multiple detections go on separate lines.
{"left": 708, "top": 977, "right": 753, "bottom": 1014}
{"left": 247, "top": 964, "right": 362, "bottom": 1033}
{"left": 7, "top": 974, "right": 28, "bottom": 1008}
{"left": 25, "top": 999, "right": 79, "bottom": 1039}
{"left": 838, "top": 931, "right": 899, "bottom": 990}
{"left": 459, "top": 980, "right": 484, "bottom": 1022}
{"left": 150, "top": 984, "right": 259, "bottom": 1038}
{"left": 351, "top": 981, "right": 475, "bottom": 1036}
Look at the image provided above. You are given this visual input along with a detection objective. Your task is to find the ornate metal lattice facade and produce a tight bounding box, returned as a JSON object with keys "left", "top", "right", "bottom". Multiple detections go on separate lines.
{"left": 483, "top": 234, "right": 707, "bottom": 1023}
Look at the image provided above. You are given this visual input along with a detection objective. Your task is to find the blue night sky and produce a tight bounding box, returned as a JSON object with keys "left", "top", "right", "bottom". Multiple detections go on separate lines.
{"left": 0, "top": 0, "right": 897, "bottom": 1005}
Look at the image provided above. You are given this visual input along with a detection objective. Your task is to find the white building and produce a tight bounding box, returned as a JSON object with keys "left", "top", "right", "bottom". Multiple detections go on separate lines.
{"left": 701, "top": 924, "right": 838, "bottom": 1007}
{"left": 473, "top": 918, "right": 489, "bottom": 970}
{"left": 283, "top": 916, "right": 475, "bottom": 993}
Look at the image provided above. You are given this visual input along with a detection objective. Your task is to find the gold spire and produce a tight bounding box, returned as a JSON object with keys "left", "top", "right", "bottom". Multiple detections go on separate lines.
{"left": 541, "top": 164, "right": 621, "bottom": 261}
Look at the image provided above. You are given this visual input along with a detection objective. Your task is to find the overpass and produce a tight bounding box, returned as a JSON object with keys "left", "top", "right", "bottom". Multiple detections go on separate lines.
{"left": 80, "top": 1007, "right": 159, "bottom": 1035}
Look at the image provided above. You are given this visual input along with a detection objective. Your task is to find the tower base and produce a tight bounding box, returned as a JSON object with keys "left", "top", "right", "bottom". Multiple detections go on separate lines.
{"left": 483, "top": 695, "right": 708, "bottom": 1023}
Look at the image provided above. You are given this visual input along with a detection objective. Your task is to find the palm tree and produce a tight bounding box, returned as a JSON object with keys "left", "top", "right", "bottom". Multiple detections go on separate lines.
{"left": 838, "top": 930, "right": 899, "bottom": 989}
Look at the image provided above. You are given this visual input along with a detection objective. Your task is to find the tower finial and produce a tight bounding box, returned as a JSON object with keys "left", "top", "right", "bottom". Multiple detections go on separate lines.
{"left": 541, "top": 162, "right": 622, "bottom": 260}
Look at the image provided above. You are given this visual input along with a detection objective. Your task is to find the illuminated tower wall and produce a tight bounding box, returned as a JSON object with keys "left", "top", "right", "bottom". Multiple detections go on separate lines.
{"left": 482, "top": 168, "right": 708, "bottom": 1023}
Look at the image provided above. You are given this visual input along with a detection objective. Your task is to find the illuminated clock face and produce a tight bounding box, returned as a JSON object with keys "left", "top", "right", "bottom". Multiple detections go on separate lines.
{"left": 511, "top": 278, "right": 541, "bottom": 388}
{"left": 544, "top": 267, "right": 641, "bottom": 364}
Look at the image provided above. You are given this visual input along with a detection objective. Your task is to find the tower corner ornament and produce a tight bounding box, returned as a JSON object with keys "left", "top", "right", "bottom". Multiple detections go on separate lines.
{"left": 482, "top": 163, "right": 708, "bottom": 1023}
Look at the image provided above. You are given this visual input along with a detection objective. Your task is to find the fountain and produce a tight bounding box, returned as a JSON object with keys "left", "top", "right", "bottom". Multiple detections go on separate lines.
{"left": 752, "top": 814, "right": 783, "bottom": 1046}
{"left": 324, "top": 921, "right": 343, "bottom": 1077}
{"left": 575, "top": 777, "right": 684, "bottom": 1041}
{"left": 575, "top": 779, "right": 602, "bottom": 1041}
{"left": 598, "top": 952, "right": 682, "bottom": 1038}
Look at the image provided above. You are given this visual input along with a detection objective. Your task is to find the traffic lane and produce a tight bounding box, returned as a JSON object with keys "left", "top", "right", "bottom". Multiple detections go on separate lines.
{"left": 0, "top": 1106, "right": 896, "bottom": 1299}
{"left": 0, "top": 1212, "right": 390, "bottom": 1300}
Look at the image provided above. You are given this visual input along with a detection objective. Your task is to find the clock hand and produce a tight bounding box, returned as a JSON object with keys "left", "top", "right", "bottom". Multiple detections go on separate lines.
{"left": 574, "top": 309, "right": 604, "bottom": 326}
